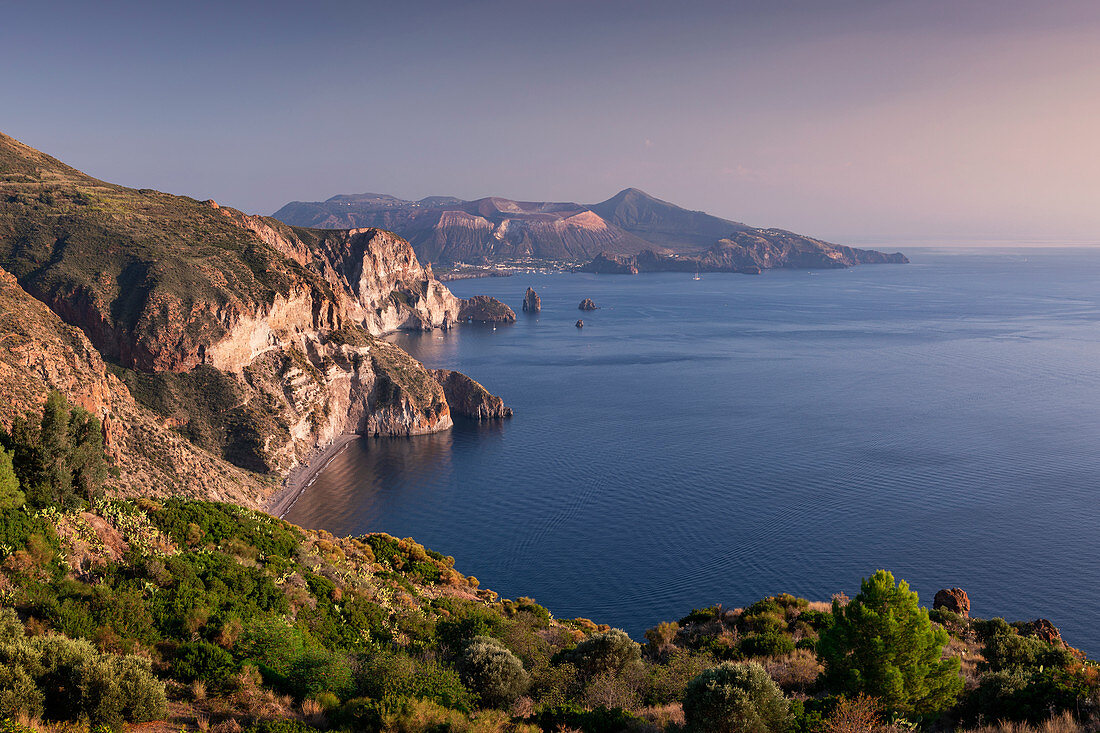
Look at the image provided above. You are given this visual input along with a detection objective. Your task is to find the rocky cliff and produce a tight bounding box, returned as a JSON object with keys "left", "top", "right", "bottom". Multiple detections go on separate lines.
{"left": 523, "top": 287, "right": 541, "bottom": 313}
{"left": 430, "top": 369, "right": 513, "bottom": 420}
{"left": 0, "top": 131, "right": 505, "bottom": 499}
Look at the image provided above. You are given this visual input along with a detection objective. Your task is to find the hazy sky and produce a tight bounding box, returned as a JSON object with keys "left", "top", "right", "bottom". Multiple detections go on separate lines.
{"left": 3, "top": 0, "right": 1099, "bottom": 243}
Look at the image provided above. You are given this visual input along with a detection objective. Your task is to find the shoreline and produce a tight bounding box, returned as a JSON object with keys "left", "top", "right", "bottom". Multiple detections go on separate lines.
{"left": 263, "top": 434, "right": 359, "bottom": 519}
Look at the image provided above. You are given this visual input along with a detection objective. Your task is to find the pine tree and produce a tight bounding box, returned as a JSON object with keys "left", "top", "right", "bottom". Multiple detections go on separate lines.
{"left": 0, "top": 448, "right": 24, "bottom": 510}
{"left": 817, "top": 570, "right": 963, "bottom": 717}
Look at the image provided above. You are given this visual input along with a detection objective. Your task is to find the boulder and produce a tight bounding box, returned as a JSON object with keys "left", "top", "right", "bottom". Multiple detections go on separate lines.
{"left": 459, "top": 296, "right": 516, "bottom": 323}
{"left": 575, "top": 319, "right": 584, "bottom": 328}
{"left": 1025, "top": 619, "right": 1066, "bottom": 647}
{"left": 578, "top": 298, "right": 598, "bottom": 311}
{"left": 430, "top": 369, "right": 513, "bottom": 420}
{"left": 933, "top": 588, "right": 970, "bottom": 617}
{"left": 522, "top": 287, "right": 541, "bottom": 313}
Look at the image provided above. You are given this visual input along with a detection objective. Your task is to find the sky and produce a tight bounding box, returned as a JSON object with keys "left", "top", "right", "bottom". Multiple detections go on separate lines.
{"left": 3, "top": 0, "right": 1099, "bottom": 244}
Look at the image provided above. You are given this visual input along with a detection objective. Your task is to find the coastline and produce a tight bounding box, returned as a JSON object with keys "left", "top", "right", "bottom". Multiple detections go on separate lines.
{"left": 263, "top": 433, "right": 359, "bottom": 519}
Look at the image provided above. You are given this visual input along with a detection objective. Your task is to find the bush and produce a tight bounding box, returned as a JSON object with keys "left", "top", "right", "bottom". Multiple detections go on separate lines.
{"left": 172, "top": 640, "right": 236, "bottom": 684}
{"left": 740, "top": 632, "right": 796, "bottom": 658}
{"left": 456, "top": 636, "right": 529, "bottom": 708}
{"left": 0, "top": 629, "right": 166, "bottom": 730}
{"left": 532, "top": 704, "right": 645, "bottom": 733}
{"left": 817, "top": 570, "right": 963, "bottom": 716}
{"left": 682, "top": 661, "right": 791, "bottom": 733}
{"left": 556, "top": 629, "right": 642, "bottom": 680}
{"left": 354, "top": 647, "right": 473, "bottom": 711}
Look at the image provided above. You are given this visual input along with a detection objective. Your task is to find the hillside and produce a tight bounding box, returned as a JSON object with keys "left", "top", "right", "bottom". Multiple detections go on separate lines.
{"left": 272, "top": 188, "right": 908, "bottom": 269}
{"left": 0, "top": 131, "right": 511, "bottom": 498}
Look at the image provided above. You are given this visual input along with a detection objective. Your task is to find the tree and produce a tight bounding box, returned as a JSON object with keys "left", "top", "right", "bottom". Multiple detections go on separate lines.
{"left": 682, "top": 661, "right": 790, "bottom": 733}
{"left": 817, "top": 570, "right": 962, "bottom": 717}
{"left": 0, "top": 448, "right": 24, "bottom": 510}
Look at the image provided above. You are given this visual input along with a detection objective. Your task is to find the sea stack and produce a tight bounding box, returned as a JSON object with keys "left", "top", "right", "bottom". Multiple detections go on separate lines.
{"left": 523, "top": 287, "right": 541, "bottom": 313}
{"left": 575, "top": 319, "right": 584, "bottom": 328}
{"left": 579, "top": 298, "right": 598, "bottom": 311}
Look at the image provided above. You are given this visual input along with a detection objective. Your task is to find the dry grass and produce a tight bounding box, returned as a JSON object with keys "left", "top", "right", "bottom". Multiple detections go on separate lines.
{"left": 957, "top": 711, "right": 1085, "bottom": 733}
{"left": 825, "top": 694, "right": 882, "bottom": 733}
{"left": 637, "top": 703, "right": 685, "bottom": 729}
{"left": 763, "top": 649, "right": 823, "bottom": 691}
{"left": 945, "top": 634, "right": 986, "bottom": 690}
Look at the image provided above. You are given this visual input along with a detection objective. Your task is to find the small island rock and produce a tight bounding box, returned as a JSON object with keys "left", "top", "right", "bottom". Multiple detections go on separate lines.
{"left": 575, "top": 319, "right": 584, "bottom": 328}
{"left": 459, "top": 295, "right": 517, "bottom": 323}
{"left": 578, "top": 298, "right": 598, "bottom": 311}
{"left": 933, "top": 588, "right": 970, "bottom": 617}
{"left": 522, "top": 287, "right": 541, "bottom": 313}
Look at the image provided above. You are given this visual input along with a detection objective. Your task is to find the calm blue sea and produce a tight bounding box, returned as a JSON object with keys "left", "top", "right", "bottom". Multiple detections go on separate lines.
{"left": 286, "top": 247, "right": 1100, "bottom": 656}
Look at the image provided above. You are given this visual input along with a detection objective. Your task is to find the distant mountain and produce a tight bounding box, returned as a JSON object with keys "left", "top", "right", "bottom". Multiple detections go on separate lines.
{"left": 273, "top": 188, "right": 907, "bottom": 270}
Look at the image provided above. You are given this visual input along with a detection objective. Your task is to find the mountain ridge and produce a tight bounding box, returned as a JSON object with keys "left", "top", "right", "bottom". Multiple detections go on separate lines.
{"left": 273, "top": 186, "right": 907, "bottom": 269}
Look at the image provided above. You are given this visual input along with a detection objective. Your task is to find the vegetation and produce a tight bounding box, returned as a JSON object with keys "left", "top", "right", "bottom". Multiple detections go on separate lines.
{"left": 682, "top": 661, "right": 791, "bottom": 733}
{"left": 818, "top": 570, "right": 964, "bottom": 717}
{"left": 1, "top": 391, "right": 107, "bottom": 510}
{"left": 0, "top": 416, "right": 1094, "bottom": 731}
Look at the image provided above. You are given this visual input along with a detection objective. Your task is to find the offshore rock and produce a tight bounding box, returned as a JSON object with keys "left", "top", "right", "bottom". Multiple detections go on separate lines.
{"left": 459, "top": 296, "right": 516, "bottom": 323}
{"left": 933, "top": 588, "right": 971, "bottom": 617}
{"left": 430, "top": 369, "right": 513, "bottom": 420}
{"left": 523, "top": 287, "right": 541, "bottom": 313}
{"left": 575, "top": 319, "right": 584, "bottom": 328}
{"left": 579, "top": 298, "right": 598, "bottom": 311}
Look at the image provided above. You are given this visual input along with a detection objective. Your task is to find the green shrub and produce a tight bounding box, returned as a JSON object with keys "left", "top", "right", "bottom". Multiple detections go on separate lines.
{"left": 682, "top": 661, "right": 791, "bottom": 733}
{"left": 740, "top": 632, "right": 795, "bottom": 658}
{"left": 817, "top": 570, "right": 962, "bottom": 716}
{"left": 354, "top": 647, "right": 473, "bottom": 711}
{"left": 555, "top": 629, "right": 641, "bottom": 680}
{"left": 172, "top": 640, "right": 236, "bottom": 683}
{"left": 456, "top": 636, "right": 529, "bottom": 708}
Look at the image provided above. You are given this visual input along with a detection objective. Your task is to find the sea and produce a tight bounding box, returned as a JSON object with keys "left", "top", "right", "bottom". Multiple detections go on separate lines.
{"left": 286, "top": 247, "right": 1100, "bottom": 657}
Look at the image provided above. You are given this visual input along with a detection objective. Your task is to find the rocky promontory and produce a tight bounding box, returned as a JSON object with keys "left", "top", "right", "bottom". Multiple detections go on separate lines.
{"left": 430, "top": 369, "right": 513, "bottom": 420}
{"left": 582, "top": 232, "right": 908, "bottom": 275}
{"left": 459, "top": 295, "right": 517, "bottom": 323}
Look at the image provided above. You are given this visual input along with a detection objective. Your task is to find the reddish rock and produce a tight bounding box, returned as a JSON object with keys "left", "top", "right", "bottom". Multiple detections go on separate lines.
{"left": 933, "top": 588, "right": 970, "bottom": 617}
{"left": 575, "top": 319, "right": 584, "bottom": 328}
{"left": 1025, "top": 619, "right": 1065, "bottom": 647}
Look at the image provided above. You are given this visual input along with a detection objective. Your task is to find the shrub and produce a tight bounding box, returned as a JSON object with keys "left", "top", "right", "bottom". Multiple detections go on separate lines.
{"left": 456, "top": 636, "right": 529, "bottom": 709}
{"left": 556, "top": 629, "right": 642, "bottom": 680}
{"left": 817, "top": 570, "right": 963, "bottom": 716}
{"left": 532, "top": 704, "right": 645, "bottom": 733}
{"left": 173, "top": 640, "right": 237, "bottom": 684}
{"left": 740, "top": 632, "right": 796, "bottom": 658}
{"left": 354, "top": 647, "right": 473, "bottom": 711}
{"left": 682, "top": 661, "right": 791, "bottom": 733}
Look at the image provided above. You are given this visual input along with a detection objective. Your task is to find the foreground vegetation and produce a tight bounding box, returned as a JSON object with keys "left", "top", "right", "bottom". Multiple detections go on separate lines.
{"left": 0, "top": 395, "right": 1097, "bottom": 732}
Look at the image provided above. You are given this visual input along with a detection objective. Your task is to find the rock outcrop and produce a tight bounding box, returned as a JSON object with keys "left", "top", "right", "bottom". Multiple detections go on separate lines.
{"left": 578, "top": 298, "right": 598, "bottom": 311}
{"left": 0, "top": 266, "right": 271, "bottom": 507}
{"left": 430, "top": 369, "right": 513, "bottom": 420}
{"left": 0, "top": 131, "right": 507, "bottom": 497}
{"left": 933, "top": 588, "right": 971, "bottom": 617}
{"left": 575, "top": 319, "right": 584, "bottom": 328}
{"left": 459, "top": 296, "right": 516, "bottom": 323}
{"left": 523, "top": 287, "right": 541, "bottom": 313}
{"left": 1025, "top": 619, "right": 1067, "bottom": 648}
